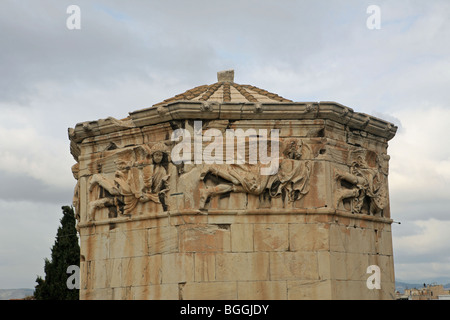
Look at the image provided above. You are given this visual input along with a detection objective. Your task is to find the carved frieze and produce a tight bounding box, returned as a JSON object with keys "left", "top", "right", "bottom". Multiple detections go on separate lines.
{"left": 69, "top": 80, "right": 396, "bottom": 224}
{"left": 334, "top": 148, "right": 389, "bottom": 217}
{"left": 86, "top": 142, "right": 171, "bottom": 221}
{"left": 197, "top": 138, "right": 312, "bottom": 209}
{"left": 71, "top": 116, "right": 394, "bottom": 223}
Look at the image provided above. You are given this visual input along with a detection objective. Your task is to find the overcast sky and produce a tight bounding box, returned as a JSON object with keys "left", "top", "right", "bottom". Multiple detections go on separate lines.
{"left": 1, "top": 0, "right": 449, "bottom": 289}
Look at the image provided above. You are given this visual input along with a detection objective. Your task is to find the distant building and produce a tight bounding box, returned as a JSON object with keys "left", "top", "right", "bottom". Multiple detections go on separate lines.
{"left": 396, "top": 284, "right": 450, "bottom": 300}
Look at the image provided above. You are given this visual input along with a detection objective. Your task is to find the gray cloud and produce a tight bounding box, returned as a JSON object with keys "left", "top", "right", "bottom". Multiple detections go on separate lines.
{"left": 0, "top": 0, "right": 352, "bottom": 105}
{"left": 0, "top": 170, "right": 73, "bottom": 204}
{"left": 392, "top": 199, "right": 450, "bottom": 222}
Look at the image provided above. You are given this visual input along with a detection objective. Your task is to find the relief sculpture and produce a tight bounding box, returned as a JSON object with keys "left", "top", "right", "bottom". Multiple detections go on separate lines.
{"left": 334, "top": 149, "right": 389, "bottom": 216}
{"left": 82, "top": 128, "right": 388, "bottom": 221}
{"left": 198, "top": 138, "right": 312, "bottom": 209}
{"left": 71, "top": 163, "right": 80, "bottom": 223}
{"left": 139, "top": 142, "right": 171, "bottom": 211}
{"left": 87, "top": 142, "right": 171, "bottom": 221}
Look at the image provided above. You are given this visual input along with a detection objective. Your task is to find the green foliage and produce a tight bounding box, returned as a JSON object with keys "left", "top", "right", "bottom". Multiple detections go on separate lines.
{"left": 34, "top": 206, "right": 80, "bottom": 300}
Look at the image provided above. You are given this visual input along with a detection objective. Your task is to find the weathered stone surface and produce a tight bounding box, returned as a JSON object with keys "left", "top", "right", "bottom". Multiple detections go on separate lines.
{"left": 179, "top": 224, "right": 231, "bottom": 253}
{"left": 270, "top": 252, "right": 319, "bottom": 281}
{"left": 121, "top": 255, "right": 162, "bottom": 287}
{"left": 289, "top": 223, "right": 329, "bottom": 252}
{"left": 216, "top": 252, "right": 270, "bottom": 281}
{"left": 161, "top": 253, "right": 194, "bottom": 284}
{"left": 329, "top": 251, "right": 370, "bottom": 281}
{"left": 147, "top": 226, "right": 178, "bottom": 255}
{"left": 230, "top": 223, "right": 254, "bottom": 252}
{"left": 80, "top": 232, "right": 109, "bottom": 261}
{"left": 194, "top": 253, "right": 216, "bottom": 282}
{"left": 238, "top": 281, "right": 287, "bottom": 300}
{"left": 182, "top": 281, "right": 237, "bottom": 300}
{"left": 254, "top": 224, "right": 289, "bottom": 252}
{"left": 131, "top": 284, "right": 179, "bottom": 300}
{"left": 109, "top": 229, "right": 148, "bottom": 259}
{"left": 287, "top": 280, "right": 332, "bottom": 300}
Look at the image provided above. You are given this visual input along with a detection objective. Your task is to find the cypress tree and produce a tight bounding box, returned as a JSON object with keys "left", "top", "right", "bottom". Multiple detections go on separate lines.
{"left": 34, "top": 206, "right": 80, "bottom": 300}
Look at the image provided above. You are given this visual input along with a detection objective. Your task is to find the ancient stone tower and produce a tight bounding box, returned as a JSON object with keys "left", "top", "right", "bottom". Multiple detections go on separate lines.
{"left": 69, "top": 70, "right": 397, "bottom": 300}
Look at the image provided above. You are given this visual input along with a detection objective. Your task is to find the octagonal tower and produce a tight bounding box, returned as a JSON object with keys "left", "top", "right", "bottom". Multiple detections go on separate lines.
{"left": 69, "top": 70, "right": 397, "bottom": 300}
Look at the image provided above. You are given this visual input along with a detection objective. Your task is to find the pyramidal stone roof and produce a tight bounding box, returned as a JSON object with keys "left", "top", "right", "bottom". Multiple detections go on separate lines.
{"left": 153, "top": 70, "right": 292, "bottom": 106}
{"left": 68, "top": 69, "right": 398, "bottom": 161}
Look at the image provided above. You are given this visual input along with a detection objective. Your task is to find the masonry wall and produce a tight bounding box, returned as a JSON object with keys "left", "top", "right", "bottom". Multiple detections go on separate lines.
{"left": 79, "top": 210, "right": 394, "bottom": 300}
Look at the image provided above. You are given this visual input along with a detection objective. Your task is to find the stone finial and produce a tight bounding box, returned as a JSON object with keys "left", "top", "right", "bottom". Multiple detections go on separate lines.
{"left": 217, "top": 69, "right": 234, "bottom": 82}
